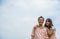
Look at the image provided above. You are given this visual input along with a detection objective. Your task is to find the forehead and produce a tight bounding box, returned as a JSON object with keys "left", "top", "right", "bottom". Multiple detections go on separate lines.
{"left": 38, "top": 18, "right": 44, "bottom": 20}
{"left": 46, "top": 20, "right": 50, "bottom": 22}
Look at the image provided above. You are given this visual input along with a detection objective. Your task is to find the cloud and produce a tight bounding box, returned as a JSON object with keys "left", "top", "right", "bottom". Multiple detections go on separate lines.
{"left": 1, "top": 0, "right": 60, "bottom": 39}
{"left": 2, "top": 0, "right": 58, "bottom": 14}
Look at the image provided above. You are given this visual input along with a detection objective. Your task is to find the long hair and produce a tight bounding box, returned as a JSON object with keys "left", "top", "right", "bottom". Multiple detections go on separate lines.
{"left": 44, "top": 18, "right": 53, "bottom": 29}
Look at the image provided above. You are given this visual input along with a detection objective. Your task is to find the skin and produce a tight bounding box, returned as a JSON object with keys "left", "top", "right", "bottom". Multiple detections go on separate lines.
{"left": 31, "top": 36, "right": 34, "bottom": 39}
{"left": 45, "top": 20, "right": 54, "bottom": 37}
{"left": 48, "top": 28, "right": 54, "bottom": 37}
{"left": 31, "top": 18, "right": 44, "bottom": 39}
{"left": 45, "top": 20, "right": 50, "bottom": 27}
{"left": 38, "top": 18, "right": 44, "bottom": 27}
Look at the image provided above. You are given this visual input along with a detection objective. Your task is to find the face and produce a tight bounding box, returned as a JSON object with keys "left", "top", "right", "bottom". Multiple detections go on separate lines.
{"left": 38, "top": 18, "right": 44, "bottom": 25}
{"left": 45, "top": 20, "right": 50, "bottom": 27}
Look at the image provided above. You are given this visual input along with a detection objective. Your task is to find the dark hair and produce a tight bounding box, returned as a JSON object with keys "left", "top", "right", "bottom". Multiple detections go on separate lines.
{"left": 44, "top": 18, "right": 53, "bottom": 29}
{"left": 38, "top": 16, "right": 44, "bottom": 21}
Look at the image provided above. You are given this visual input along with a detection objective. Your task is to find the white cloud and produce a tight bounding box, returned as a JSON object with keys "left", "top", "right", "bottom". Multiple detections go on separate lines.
{"left": 1, "top": 0, "right": 60, "bottom": 39}
{"left": 54, "top": 15, "right": 60, "bottom": 26}
{"left": 1, "top": 0, "right": 58, "bottom": 17}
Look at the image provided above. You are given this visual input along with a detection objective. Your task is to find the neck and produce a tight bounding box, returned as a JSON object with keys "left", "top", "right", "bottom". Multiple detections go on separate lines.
{"left": 47, "top": 26, "right": 51, "bottom": 30}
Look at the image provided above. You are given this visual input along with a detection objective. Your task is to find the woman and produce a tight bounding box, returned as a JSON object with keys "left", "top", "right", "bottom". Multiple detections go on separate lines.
{"left": 44, "top": 18, "right": 57, "bottom": 39}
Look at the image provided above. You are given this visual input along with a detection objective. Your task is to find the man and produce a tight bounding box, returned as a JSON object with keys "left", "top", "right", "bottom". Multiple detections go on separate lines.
{"left": 31, "top": 16, "right": 48, "bottom": 39}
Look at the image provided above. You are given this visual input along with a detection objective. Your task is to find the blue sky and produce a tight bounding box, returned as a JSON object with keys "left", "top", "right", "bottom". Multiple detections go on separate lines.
{"left": 0, "top": 0, "right": 60, "bottom": 39}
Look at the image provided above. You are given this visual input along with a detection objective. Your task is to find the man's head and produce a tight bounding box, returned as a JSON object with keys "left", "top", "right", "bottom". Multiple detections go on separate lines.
{"left": 38, "top": 16, "right": 44, "bottom": 25}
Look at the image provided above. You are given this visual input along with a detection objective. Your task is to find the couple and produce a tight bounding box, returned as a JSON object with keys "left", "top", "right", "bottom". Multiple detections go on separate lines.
{"left": 31, "top": 16, "right": 57, "bottom": 39}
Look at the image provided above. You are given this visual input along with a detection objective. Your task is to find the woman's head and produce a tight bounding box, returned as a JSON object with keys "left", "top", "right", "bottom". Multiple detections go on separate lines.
{"left": 45, "top": 18, "right": 53, "bottom": 29}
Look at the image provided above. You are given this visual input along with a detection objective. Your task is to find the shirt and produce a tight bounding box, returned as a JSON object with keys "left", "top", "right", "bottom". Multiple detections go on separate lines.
{"left": 31, "top": 25, "right": 48, "bottom": 39}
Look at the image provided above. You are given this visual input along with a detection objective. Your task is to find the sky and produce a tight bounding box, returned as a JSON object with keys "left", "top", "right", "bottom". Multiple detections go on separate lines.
{"left": 0, "top": 0, "right": 60, "bottom": 39}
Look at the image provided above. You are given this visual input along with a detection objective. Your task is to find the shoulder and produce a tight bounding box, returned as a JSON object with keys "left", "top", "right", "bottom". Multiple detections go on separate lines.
{"left": 43, "top": 27, "right": 48, "bottom": 31}
{"left": 33, "top": 25, "right": 38, "bottom": 29}
{"left": 52, "top": 26, "right": 56, "bottom": 31}
{"left": 43, "top": 27, "right": 48, "bottom": 30}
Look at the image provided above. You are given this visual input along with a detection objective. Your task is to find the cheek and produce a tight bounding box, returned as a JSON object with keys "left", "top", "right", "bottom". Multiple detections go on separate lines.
{"left": 47, "top": 23, "right": 50, "bottom": 25}
{"left": 38, "top": 20, "right": 44, "bottom": 24}
{"left": 48, "top": 22, "right": 50, "bottom": 25}
{"left": 46, "top": 22, "right": 50, "bottom": 25}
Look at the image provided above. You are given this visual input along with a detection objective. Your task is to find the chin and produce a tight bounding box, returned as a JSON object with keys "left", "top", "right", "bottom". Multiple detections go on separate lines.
{"left": 39, "top": 24, "right": 42, "bottom": 25}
